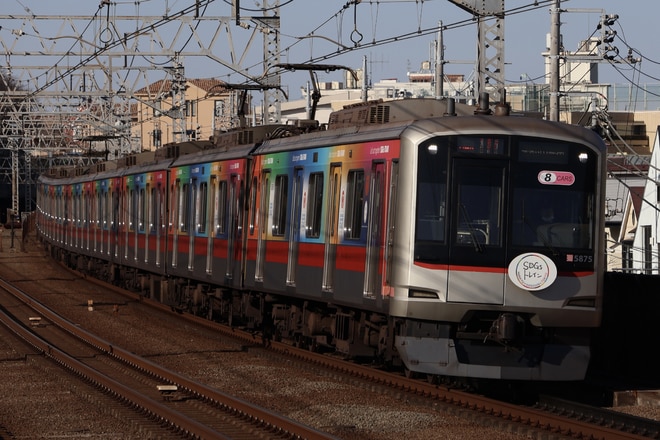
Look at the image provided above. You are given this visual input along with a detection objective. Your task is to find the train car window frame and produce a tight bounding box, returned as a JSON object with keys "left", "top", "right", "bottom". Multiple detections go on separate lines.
{"left": 197, "top": 181, "right": 208, "bottom": 234}
{"left": 149, "top": 186, "right": 157, "bottom": 233}
{"left": 171, "top": 181, "right": 179, "bottom": 234}
{"left": 129, "top": 187, "right": 136, "bottom": 232}
{"left": 415, "top": 138, "right": 449, "bottom": 261}
{"left": 101, "top": 190, "right": 107, "bottom": 230}
{"left": 179, "top": 181, "right": 191, "bottom": 233}
{"left": 138, "top": 187, "right": 146, "bottom": 233}
{"left": 272, "top": 174, "right": 288, "bottom": 237}
{"left": 214, "top": 179, "right": 228, "bottom": 235}
{"left": 453, "top": 163, "right": 504, "bottom": 248}
{"left": 97, "top": 188, "right": 103, "bottom": 231}
{"left": 509, "top": 137, "right": 598, "bottom": 257}
{"left": 344, "top": 169, "right": 365, "bottom": 240}
{"left": 306, "top": 172, "right": 324, "bottom": 239}
{"left": 249, "top": 176, "right": 257, "bottom": 235}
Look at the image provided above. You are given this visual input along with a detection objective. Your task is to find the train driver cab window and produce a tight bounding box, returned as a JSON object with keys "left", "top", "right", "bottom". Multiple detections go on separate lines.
{"left": 511, "top": 139, "right": 596, "bottom": 250}
{"left": 455, "top": 168, "right": 503, "bottom": 248}
{"left": 306, "top": 172, "right": 324, "bottom": 238}
{"left": 415, "top": 138, "right": 448, "bottom": 261}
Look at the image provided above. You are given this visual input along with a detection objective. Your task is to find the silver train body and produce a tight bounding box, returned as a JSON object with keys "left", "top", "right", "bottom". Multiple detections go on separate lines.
{"left": 37, "top": 97, "right": 606, "bottom": 381}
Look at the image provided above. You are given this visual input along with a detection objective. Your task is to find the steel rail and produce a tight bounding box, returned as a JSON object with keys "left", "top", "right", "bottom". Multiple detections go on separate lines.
{"left": 0, "top": 277, "right": 339, "bottom": 440}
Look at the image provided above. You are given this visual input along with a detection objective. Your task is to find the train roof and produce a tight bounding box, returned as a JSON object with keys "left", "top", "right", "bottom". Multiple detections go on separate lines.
{"left": 172, "top": 142, "right": 256, "bottom": 167}
{"left": 255, "top": 120, "right": 412, "bottom": 155}
{"left": 409, "top": 114, "right": 606, "bottom": 151}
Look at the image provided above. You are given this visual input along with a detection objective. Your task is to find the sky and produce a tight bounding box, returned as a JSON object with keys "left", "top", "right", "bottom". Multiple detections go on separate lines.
{"left": 1, "top": 0, "right": 658, "bottom": 102}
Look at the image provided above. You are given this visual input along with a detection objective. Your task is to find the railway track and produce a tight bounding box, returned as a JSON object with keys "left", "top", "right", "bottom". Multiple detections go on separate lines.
{"left": 74, "top": 274, "right": 660, "bottom": 440}
{"left": 1, "top": 243, "right": 658, "bottom": 439}
{"left": 0, "top": 277, "right": 338, "bottom": 440}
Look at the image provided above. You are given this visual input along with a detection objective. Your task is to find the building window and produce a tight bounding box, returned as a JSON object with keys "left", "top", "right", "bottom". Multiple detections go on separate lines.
{"left": 153, "top": 129, "right": 162, "bottom": 148}
{"left": 622, "top": 240, "right": 633, "bottom": 272}
{"left": 185, "top": 100, "right": 197, "bottom": 117}
{"left": 642, "top": 225, "right": 653, "bottom": 274}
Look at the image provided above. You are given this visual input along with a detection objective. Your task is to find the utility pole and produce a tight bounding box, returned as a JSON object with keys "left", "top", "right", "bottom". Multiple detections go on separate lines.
{"left": 448, "top": 0, "right": 505, "bottom": 102}
{"left": 549, "top": 0, "right": 561, "bottom": 121}
{"left": 434, "top": 22, "right": 445, "bottom": 99}
{"left": 258, "top": 0, "right": 282, "bottom": 123}
{"left": 361, "top": 55, "right": 368, "bottom": 103}
{"left": 170, "top": 59, "right": 187, "bottom": 143}
{"left": 0, "top": 2, "right": 284, "bottom": 198}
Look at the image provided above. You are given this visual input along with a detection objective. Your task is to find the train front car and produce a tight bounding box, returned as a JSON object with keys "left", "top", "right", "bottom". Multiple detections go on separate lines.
{"left": 392, "top": 115, "right": 605, "bottom": 381}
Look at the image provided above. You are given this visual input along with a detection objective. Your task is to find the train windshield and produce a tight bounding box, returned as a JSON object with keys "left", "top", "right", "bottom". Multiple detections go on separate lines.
{"left": 511, "top": 138, "right": 597, "bottom": 251}
{"left": 414, "top": 135, "right": 598, "bottom": 263}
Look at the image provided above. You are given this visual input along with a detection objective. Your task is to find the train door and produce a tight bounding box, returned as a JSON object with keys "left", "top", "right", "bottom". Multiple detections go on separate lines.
{"left": 171, "top": 180, "right": 179, "bottom": 268}
{"left": 156, "top": 182, "right": 166, "bottom": 267}
{"left": 226, "top": 174, "right": 239, "bottom": 280}
{"left": 186, "top": 180, "right": 196, "bottom": 271}
{"left": 111, "top": 184, "right": 119, "bottom": 259}
{"left": 84, "top": 185, "right": 91, "bottom": 251}
{"left": 286, "top": 168, "right": 303, "bottom": 286}
{"left": 144, "top": 184, "right": 151, "bottom": 264}
{"left": 125, "top": 184, "right": 132, "bottom": 261}
{"left": 255, "top": 170, "right": 270, "bottom": 282}
{"left": 384, "top": 161, "right": 398, "bottom": 297}
{"left": 150, "top": 184, "right": 158, "bottom": 266}
{"left": 138, "top": 185, "right": 144, "bottom": 263}
{"left": 206, "top": 176, "right": 217, "bottom": 275}
{"left": 447, "top": 159, "right": 507, "bottom": 304}
{"left": 96, "top": 186, "right": 102, "bottom": 254}
{"left": 364, "top": 161, "right": 385, "bottom": 298}
{"left": 322, "top": 164, "right": 342, "bottom": 292}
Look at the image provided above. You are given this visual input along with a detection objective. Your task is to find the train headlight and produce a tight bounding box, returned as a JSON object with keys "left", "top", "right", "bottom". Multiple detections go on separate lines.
{"left": 565, "top": 297, "right": 596, "bottom": 308}
{"left": 408, "top": 289, "right": 439, "bottom": 299}
{"left": 578, "top": 152, "right": 588, "bottom": 163}
{"left": 427, "top": 144, "right": 438, "bottom": 155}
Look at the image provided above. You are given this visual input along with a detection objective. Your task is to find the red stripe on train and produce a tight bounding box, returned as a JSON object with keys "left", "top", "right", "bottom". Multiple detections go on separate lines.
{"left": 414, "top": 261, "right": 593, "bottom": 277}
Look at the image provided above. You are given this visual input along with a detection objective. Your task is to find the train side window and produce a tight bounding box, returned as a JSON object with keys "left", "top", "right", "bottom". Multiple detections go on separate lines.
{"left": 97, "top": 189, "right": 102, "bottom": 229}
{"left": 149, "top": 187, "right": 156, "bottom": 233}
{"left": 306, "top": 172, "right": 324, "bottom": 238}
{"left": 179, "top": 182, "right": 191, "bottom": 233}
{"left": 249, "top": 176, "right": 257, "bottom": 235}
{"left": 138, "top": 187, "right": 145, "bottom": 232}
{"left": 101, "top": 191, "right": 107, "bottom": 229}
{"left": 344, "top": 169, "right": 365, "bottom": 240}
{"left": 216, "top": 180, "right": 227, "bottom": 235}
{"left": 129, "top": 188, "right": 136, "bottom": 231}
{"left": 273, "top": 174, "right": 288, "bottom": 237}
{"left": 170, "top": 182, "right": 177, "bottom": 232}
{"left": 197, "top": 181, "right": 208, "bottom": 233}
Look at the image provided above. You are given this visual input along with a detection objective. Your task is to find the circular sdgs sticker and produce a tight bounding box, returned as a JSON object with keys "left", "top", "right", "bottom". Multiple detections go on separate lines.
{"left": 508, "top": 253, "right": 558, "bottom": 291}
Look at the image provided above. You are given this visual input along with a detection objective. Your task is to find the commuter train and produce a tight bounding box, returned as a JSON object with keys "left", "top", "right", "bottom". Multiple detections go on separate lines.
{"left": 36, "top": 94, "right": 606, "bottom": 381}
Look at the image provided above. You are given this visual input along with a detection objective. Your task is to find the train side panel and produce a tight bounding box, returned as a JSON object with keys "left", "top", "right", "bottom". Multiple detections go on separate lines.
{"left": 245, "top": 139, "right": 399, "bottom": 313}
